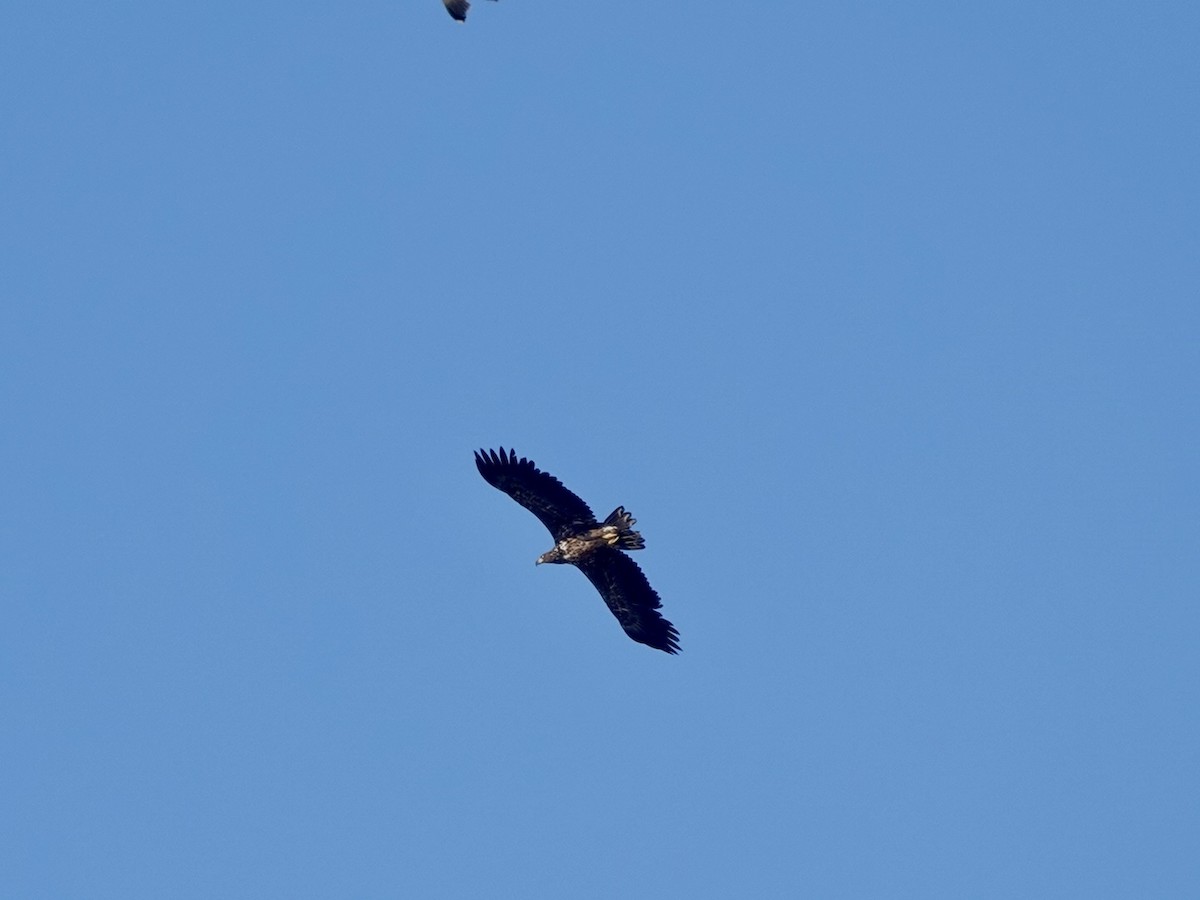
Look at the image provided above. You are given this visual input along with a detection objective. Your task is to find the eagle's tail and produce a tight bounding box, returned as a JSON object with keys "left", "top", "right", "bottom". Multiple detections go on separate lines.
{"left": 603, "top": 506, "right": 645, "bottom": 550}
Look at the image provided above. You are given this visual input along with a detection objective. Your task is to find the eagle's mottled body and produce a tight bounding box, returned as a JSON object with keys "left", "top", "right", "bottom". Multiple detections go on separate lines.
{"left": 474, "top": 448, "right": 680, "bottom": 654}
{"left": 537, "top": 507, "right": 645, "bottom": 564}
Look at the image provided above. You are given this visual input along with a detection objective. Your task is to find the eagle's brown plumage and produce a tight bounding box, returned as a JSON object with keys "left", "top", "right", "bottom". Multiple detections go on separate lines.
{"left": 475, "top": 447, "right": 680, "bottom": 654}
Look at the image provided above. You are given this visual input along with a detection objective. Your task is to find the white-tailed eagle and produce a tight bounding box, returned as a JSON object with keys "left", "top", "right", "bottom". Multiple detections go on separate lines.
{"left": 475, "top": 447, "right": 680, "bottom": 654}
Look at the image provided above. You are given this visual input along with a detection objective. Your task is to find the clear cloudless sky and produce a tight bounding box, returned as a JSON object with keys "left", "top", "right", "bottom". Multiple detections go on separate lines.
{"left": 2, "top": 2, "right": 1197, "bottom": 897}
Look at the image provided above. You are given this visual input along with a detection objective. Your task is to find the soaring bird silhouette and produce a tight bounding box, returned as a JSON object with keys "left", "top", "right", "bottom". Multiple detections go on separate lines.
{"left": 475, "top": 448, "right": 680, "bottom": 654}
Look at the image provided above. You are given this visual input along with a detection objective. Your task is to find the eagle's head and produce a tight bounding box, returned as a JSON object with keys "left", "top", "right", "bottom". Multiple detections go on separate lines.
{"left": 536, "top": 547, "right": 566, "bottom": 565}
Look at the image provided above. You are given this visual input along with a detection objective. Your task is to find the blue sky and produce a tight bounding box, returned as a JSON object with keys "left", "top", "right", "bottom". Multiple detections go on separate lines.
{"left": 3, "top": 2, "right": 1197, "bottom": 896}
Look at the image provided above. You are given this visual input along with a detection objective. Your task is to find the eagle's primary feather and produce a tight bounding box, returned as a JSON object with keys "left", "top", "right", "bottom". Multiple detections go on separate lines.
{"left": 442, "top": 0, "right": 497, "bottom": 22}
{"left": 474, "top": 447, "right": 680, "bottom": 654}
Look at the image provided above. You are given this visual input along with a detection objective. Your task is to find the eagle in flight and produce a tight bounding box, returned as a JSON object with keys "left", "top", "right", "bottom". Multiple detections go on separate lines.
{"left": 443, "top": 0, "right": 497, "bottom": 22}
{"left": 475, "top": 448, "right": 680, "bottom": 654}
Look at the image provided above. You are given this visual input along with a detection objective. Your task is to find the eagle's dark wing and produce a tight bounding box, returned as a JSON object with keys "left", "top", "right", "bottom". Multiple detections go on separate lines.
{"left": 475, "top": 448, "right": 597, "bottom": 541}
{"left": 576, "top": 549, "right": 680, "bottom": 654}
{"left": 443, "top": 0, "right": 497, "bottom": 21}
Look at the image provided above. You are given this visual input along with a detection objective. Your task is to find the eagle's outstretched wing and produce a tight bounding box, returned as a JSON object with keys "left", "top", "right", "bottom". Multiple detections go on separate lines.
{"left": 576, "top": 549, "right": 680, "bottom": 654}
{"left": 475, "top": 448, "right": 597, "bottom": 541}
